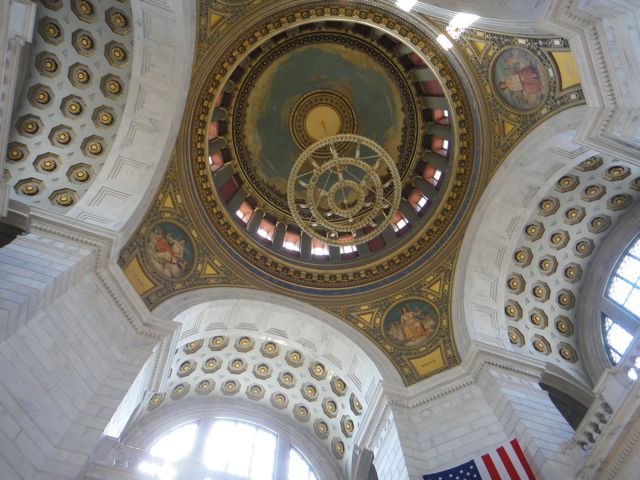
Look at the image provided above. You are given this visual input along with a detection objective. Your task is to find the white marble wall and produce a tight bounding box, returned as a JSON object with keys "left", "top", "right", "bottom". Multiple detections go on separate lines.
{"left": 0, "top": 216, "right": 176, "bottom": 479}
{"left": 358, "top": 350, "right": 578, "bottom": 480}
{"left": 541, "top": 0, "right": 640, "bottom": 164}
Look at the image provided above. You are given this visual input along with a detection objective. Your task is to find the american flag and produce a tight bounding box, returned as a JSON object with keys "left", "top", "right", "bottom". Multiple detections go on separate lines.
{"left": 422, "top": 439, "right": 536, "bottom": 480}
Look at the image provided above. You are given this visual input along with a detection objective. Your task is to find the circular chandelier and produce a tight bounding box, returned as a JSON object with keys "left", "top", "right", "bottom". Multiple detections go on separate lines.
{"left": 287, "top": 134, "right": 401, "bottom": 247}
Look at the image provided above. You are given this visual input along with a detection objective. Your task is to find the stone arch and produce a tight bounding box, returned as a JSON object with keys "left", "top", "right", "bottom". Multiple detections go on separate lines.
{"left": 452, "top": 105, "right": 591, "bottom": 357}
{"left": 153, "top": 287, "right": 403, "bottom": 388}
{"left": 65, "top": 0, "right": 196, "bottom": 235}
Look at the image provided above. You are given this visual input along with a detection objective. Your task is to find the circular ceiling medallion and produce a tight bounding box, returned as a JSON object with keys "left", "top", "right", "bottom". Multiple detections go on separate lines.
{"left": 490, "top": 46, "right": 548, "bottom": 113}
{"left": 290, "top": 89, "right": 357, "bottom": 156}
{"left": 145, "top": 222, "right": 196, "bottom": 280}
{"left": 382, "top": 298, "right": 439, "bottom": 347}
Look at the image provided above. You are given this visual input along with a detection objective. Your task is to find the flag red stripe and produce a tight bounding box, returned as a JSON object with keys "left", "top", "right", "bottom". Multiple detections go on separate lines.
{"left": 510, "top": 439, "right": 536, "bottom": 480}
{"left": 482, "top": 453, "right": 502, "bottom": 480}
{"left": 497, "top": 446, "right": 521, "bottom": 480}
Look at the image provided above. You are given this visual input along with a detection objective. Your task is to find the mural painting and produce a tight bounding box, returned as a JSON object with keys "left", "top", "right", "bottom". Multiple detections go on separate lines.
{"left": 383, "top": 298, "right": 439, "bottom": 347}
{"left": 492, "top": 47, "right": 547, "bottom": 112}
{"left": 146, "top": 222, "right": 195, "bottom": 279}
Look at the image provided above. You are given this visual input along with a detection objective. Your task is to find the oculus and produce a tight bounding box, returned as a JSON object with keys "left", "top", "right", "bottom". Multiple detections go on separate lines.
{"left": 289, "top": 90, "right": 357, "bottom": 155}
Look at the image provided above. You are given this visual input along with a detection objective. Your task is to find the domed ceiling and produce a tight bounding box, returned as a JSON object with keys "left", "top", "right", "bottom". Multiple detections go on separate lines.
{"left": 200, "top": 17, "right": 470, "bottom": 292}
{"left": 119, "top": 0, "right": 585, "bottom": 385}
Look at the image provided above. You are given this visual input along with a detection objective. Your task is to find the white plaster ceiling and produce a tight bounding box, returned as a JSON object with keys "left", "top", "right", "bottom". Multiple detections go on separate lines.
{"left": 5, "top": 0, "right": 133, "bottom": 210}
{"left": 504, "top": 155, "right": 639, "bottom": 379}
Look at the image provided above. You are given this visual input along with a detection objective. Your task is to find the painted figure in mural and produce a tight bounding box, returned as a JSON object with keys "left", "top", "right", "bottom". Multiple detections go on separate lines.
{"left": 494, "top": 48, "right": 546, "bottom": 111}
{"left": 386, "top": 303, "right": 438, "bottom": 345}
{"left": 147, "top": 224, "right": 192, "bottom": 279}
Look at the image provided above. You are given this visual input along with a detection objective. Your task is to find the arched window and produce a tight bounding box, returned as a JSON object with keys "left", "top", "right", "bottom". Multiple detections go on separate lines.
{"left": 602, "top": 235, "right": 640, "bottom": 370}
{"left": 288, "top": 448, "right": 318, "bottom": 480}
{"left": 138, "top": 419, "right": 319, "bottom": 480}
{"left": 606, "top": 235, "right": 640, "bottom": 317}
{"left": 203, "top": 419, "right": 277, "bottom": 479}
